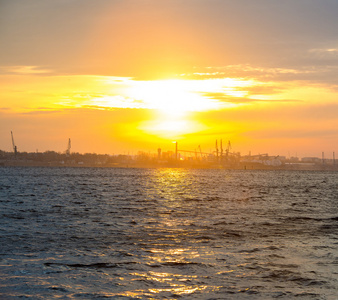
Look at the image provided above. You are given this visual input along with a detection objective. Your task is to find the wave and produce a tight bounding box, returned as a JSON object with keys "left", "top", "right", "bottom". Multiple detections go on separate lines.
{"left": 44, "top": 261, "right": 139, "bottom": 269}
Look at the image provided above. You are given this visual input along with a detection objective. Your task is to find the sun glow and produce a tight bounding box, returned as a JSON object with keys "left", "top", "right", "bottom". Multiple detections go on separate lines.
{"left": 127, "top": 79, "right": 221, "bottom": 117}
{"left": 139, "top": 116, "right": 206, "bottom": 138}
{"left": 84, "top": 77, "right": 256, "bottom": 138}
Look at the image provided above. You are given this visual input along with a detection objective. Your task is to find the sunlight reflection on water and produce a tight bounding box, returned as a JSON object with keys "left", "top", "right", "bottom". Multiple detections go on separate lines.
{"left": 0, "top": 167, "right": 337, "bottom": 299}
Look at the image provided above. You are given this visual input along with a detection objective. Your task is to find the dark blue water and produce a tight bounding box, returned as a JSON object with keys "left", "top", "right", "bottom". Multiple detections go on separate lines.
{"left": 0, "top": 167, "right": 337, "bottom": 299}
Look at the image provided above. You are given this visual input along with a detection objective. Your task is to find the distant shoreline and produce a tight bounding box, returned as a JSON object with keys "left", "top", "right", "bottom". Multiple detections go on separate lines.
{"left": 1, "top": 159, "right": 337, "bottom": 171}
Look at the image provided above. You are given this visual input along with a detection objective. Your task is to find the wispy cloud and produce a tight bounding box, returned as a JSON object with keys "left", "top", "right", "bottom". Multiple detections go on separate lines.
{"left": 0, "top": 65, "right": 53, "bottom": 75}
{"left": 18, "top": 106, "right": 68, "bottom": 115}
{"left": 200, "top": 92, "right": 300, "bottom": 104}
{"left": 181, "top": 65, "right": 311, "bottom": 80}
{"left": 238, "top": 85, "right": 285, "bottom": 96}
{"left": 309, "top": 47, "right": 338, "bottom": 56}
{"left": 179, "top": 63, "right": 338, "bottom": 92}
{"left": 246, "top": 128, "right": 338, "bottom": 140}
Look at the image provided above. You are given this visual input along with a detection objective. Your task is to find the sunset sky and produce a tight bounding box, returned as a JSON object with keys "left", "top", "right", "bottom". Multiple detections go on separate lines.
{"left": 1, "top": 0, "right": 338, "bottom": 157}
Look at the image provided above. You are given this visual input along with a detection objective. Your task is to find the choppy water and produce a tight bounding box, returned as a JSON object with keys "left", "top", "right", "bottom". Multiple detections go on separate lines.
{"left": 0, "top": 167, "right": 337, "bottom": 299}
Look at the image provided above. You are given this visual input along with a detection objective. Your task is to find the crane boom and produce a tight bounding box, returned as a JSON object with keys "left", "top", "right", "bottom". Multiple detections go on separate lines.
{"left": 198, "top": 145, "right": 203, "bottom": 158}
{"left": 66, "top": 138, "right": 71, "bottom": 156}
{"left": 220, "top": 139, "right": 223, "bottom": 159}
{"left": 11, "top": 131, "right": 18, "bottom": 157}
{"left": 11, "top": 131, "right": 15, "bottom": 150}
{"left": 226, "top": 140, "right": 231, "bottom": 156}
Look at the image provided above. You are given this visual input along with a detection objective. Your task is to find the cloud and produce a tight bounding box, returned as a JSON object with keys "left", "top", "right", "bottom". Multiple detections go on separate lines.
{"left": 2, "top": 0, "right": 338, "bottom": 81}
{"left": 180, "top": 64, "right": 317, "bottom": 81}
{"left": 309, "top": 47, "right": 338, "bottom": 58}
{"left": 0, "top": 66, "right": 53, "bottom": 75}
{"left": 238, "top": 85, "right": 284, "bottom": 96}
{"left": 18, "top": 107, "right": 66, "bottom": 115}
{"left": 200, "top": 92, "right": 300, "bottom": 104}
{"left": 245, "top": 128, "right": 338, "bottom": 140}
{"left": 181, "top": 63, "right": 338, "bottom": 91}
{"left": 80, "top": 95, "right": 149, "bottom": 110}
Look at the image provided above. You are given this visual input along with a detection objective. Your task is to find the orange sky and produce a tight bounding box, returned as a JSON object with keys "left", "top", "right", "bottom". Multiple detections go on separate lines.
{"left": 1, "top": 0, "right": 338, "bottom": 157}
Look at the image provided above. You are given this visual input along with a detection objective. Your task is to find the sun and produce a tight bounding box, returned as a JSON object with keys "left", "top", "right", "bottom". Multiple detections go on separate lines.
{"left": 127, "top": 79, "right": 220, "bottom": 117}
{"left": 139, "top": 115, "right": 207, "bottom": 139}
{"left": 125, "top": 79, "right": 219, "bottom": 137}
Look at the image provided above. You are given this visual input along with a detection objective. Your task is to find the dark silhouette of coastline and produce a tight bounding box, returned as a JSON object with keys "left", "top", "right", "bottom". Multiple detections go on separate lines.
{"left": 0, "top": 149, "right": 336, "bottom": 170}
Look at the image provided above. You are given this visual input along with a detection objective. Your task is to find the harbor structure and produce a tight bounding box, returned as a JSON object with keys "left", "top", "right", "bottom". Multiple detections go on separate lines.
{"left": 11, "top": 131, "right": 18, "bottom": 158}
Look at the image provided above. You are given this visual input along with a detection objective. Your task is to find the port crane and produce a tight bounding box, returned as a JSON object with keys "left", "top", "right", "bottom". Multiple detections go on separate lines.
{"left": 179, "top": 140, "right": 235, "bottom": 161}
{"left": 214, "top": 139, "right": 232, "bottom": 160}
{"left": 198, "top": 145, "right": 203, "bottom": 159}
{"left": 248, "top": 153, "right": 268, "bottom": 158}
{"left": 225, "top": 140, "right": 231, "bottom": 157}
{"left": 11, "top": 131, "right": 18, "bottom": 157}
{"left": 220, "top": 139, "right": 223, "bottom": 160}
{"left": 178, "top": 147, "right": 210, "bottom": 158}
{"left": 66, "top": 138, "right": 71, "bottom": 156}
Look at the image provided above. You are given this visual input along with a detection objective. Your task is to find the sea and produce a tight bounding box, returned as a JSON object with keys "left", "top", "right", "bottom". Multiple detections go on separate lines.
{"left": 0, "top": 167, "right": 337, "bottom": 299}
